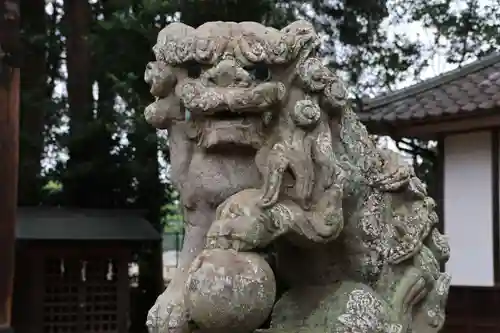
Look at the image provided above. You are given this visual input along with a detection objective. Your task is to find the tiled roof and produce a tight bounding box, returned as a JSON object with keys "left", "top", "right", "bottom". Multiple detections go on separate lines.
{"left": 358, "top": 53, "right": 500, "bottom": 123}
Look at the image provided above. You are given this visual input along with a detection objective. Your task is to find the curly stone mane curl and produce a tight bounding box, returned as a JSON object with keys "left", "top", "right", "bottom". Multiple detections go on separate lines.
{"left": 257, "top": 52, "right": 351, "bottom": 210}
{"left": 257, "top": 46, "right": 420, "bottom": 212}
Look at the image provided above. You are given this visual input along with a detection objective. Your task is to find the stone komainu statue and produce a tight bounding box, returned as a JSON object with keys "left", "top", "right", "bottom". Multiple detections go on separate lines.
{"left": 143, "top": 20, "right": 451, "bottom": 333}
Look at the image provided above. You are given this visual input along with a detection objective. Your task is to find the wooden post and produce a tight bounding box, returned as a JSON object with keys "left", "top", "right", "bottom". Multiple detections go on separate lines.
{"left": 0, "top": 1, "right": 20, "bottom": 332}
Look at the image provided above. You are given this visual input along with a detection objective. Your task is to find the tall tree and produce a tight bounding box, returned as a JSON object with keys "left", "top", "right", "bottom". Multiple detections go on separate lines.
{"left": 86, "top": 0, "right": 134, "bottom": 208}
{"left": 62, "top": 0, "right": 95, "bottom": 207}
{"left": 297, "top": 0, "right": 425, "bottom": 95}
{"left": 411, "top": 0, "right": 500, "bottom": 62}
{"left": 91, "top": 2, "right": 177, "bottom": 329}
{"left": 18, "top": 0, "right": 48, "bottom": 205}
{"left": 177, "top": 0, "right": 285, "bottom": 26}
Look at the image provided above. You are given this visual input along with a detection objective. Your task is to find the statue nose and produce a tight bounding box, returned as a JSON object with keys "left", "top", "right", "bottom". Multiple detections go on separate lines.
{"left": 144, "top": 62, "right": 155, "bottom": 84}
{"left": 214, "top": 71, "right": 236, "bottom": 87}
{"left": 206, "top": 60, "right": 250, "bottom": 87}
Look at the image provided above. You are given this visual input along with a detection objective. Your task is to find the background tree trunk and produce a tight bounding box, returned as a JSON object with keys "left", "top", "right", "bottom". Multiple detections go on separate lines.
{"left": 18, "top": 0, "right": 47, "bottom": 205}
{"left": 0, "top": 0, "right": 20, "bottom": 330}
{"left": 63, "top": 0, "right": 94, "bottom": 207}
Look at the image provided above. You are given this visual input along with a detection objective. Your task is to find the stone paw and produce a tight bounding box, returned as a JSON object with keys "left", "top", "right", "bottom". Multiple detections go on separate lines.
{"left": 146, "top": 290, "right": 190, "bottom": 333}
{"left": 416, "top": 272, "right": 451, "bottom": 330}
{"left": 205, "top": 216, "right": 265, "bottom": 251}
{"left": 206, "top": 210, "right": 275, "bottom": 252}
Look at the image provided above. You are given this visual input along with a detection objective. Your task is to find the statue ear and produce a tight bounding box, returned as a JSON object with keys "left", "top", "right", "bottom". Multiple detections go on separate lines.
{"left": 156, "top": 22, "right": 195, "bottom": 46}
{"left": 154, "top": 22, "right": 196, "bottom": 63}
{"left": 280, "top": 20, "right": 320, "bottom": 57}
{"left": 280, "top": 20, "right": 316, "bottom": 36}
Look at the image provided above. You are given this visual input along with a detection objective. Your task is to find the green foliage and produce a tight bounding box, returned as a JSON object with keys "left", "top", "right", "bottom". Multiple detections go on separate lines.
{"left": 396, "top": 138, "right": 437, "bottom": 194}
{"left": 42, "top": 180, "right": 63, "bottom": 193}
{"left": 19, "top": 0, "right": 500, "bottom": 208}
{"left": 177, "top": 0, "right": 286, "bottom": 27}
{"left": 160, "top": 186, "right": 183, "bottom": 232}
{"left": 410, "top": 0, "right": 500, "bottom": 62}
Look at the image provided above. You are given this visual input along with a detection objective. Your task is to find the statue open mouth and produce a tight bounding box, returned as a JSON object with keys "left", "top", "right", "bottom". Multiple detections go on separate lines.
{"left": 177, "top": 79, "right": 285, "bottom": 149}
{"left": 196, "top": 113, "right": 266, "bottom": 150}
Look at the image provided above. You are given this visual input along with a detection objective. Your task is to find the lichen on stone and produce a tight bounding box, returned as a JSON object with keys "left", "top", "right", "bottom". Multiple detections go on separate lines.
{"left": 143, "top": 19, "right": 451, "bottom": 333}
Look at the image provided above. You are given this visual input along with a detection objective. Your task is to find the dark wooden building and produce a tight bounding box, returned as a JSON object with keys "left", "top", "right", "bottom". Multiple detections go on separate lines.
{"left": 360, "top": 52, "right": 500, "bottom": 333}
{"left": 11, "top": 208, "right": 160, "bottom": 333}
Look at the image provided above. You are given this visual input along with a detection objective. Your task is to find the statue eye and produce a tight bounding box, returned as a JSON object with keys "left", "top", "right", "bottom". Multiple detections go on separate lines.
{"left": 249, "top": 63, "right": 271, "bottom": 81}
{"left": 185, "top": 62, "right": 203, "bottom": 79}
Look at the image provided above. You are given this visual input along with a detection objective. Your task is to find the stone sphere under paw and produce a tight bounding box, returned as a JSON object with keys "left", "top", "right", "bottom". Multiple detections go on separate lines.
{"left": 186, "top": 249, "right": 276, "bottom": 332}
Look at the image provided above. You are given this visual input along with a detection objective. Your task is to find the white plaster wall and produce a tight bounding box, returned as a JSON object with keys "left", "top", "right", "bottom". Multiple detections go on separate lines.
{"left": 444, "top": 131, "right": 493, "bottom": 286}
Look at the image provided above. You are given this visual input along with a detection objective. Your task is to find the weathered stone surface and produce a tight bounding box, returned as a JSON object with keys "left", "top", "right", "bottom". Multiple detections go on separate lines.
{"left": 186, "top": 249, "right": 276, "bottom": 332}
{"left": 143, "top": 19, "right": 451, "bottom": 333}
